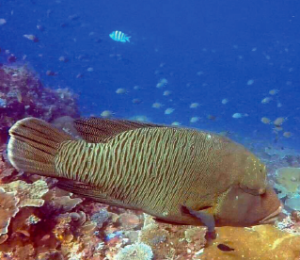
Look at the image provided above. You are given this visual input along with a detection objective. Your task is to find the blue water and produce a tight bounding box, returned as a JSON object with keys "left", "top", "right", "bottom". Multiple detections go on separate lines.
{"left": 0, "top": 0, "right": 299, "bottom": 148}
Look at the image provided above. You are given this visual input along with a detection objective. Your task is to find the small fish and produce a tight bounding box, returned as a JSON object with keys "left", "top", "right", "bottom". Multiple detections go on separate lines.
{"left": 152, "top": 102, "right": 162, "bottom": 109}
{"left": 116, "top": 88, "right": 126, "bottom": 94}
{"left": 190, "top": 117, "right": 199, "bottom": 123}
{"left": 59, "top": 56, "right": 69, "bottom": 62}
{"left": 247, "top": 79, "right": 254, "bottom": 85}
{"left": 156, "top": 78, "right": 168, "bottom": 88}
{"left": 7, "top": 117, "right": 282, "bottom": 235}
{"left": 261, "top": 117, "right": 271, "bottom": 124}
{"left": 36, "top": 25, "right": 45, "bottom": 31}
{"left": 232, "top": 113, "right": 248, "bottom": 119}
{"left": 221, "top": 98, "right": 229, "bottom": 105}
{"left": 46, "top": 70, "right": 56, "bottom": 76}
{"left": 269, "top": 89, "right": 279, "bottom": 95}
{"left": 109, "top": 31, "right": 131, "bottom": 43}
{"left": 190, "top": 103, "right": 199, "bottom": 108}
{"left": 283, "top": 132, "right": 292, "bottom": 138}
{"left": 273, "top": 117, "right": 285, "bottom": 127}
{"left": 0, "top": 18, "right": 7, "bottom": 26}
{"left": 261, "top": 97, "right": 272, "bottom": 104}
{"left": 132, "top": 98, "right": 141, "bottom": 104}
{"left": 207, "top": 115, "right": 216, "bottom": 121}
{"left": 217, "top": 244, "right": 235, "bottom": 252}
{"left": 164, "top": 108, "right": 174, "bottom": 115}
{"left": 23, "top": 34, "right": 39, "bottom": 42}
{"left": 69, "top": 14, "right": 80, "bottom": 21}
{"left": 163, "top": 90, "right": 172, "bottom": 96}
{"left": 100, "top": 110, "right": 114, "bottom": 118}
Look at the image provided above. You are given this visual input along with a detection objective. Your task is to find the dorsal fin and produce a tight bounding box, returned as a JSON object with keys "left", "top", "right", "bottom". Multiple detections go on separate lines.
{"left": 73, "top": 117, "right": 163, "bottom": 143}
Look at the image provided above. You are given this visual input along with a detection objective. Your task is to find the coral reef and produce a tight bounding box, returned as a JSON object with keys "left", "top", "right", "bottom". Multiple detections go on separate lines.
{"left": 1, "top": 180, "right": 48, "bottom": 208}
{"left": 0, "top": 65, "right": 79, "bottom": 140}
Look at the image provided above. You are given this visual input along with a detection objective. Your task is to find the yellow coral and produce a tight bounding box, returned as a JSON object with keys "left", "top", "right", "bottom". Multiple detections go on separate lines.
{"left": 200, "top": 225, "right": 300, "bottom": 260}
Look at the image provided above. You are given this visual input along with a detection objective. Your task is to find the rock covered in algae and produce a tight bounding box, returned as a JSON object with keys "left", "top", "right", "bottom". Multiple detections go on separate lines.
{"left": 200, "top": 225, "right": 300, "bottom": 260}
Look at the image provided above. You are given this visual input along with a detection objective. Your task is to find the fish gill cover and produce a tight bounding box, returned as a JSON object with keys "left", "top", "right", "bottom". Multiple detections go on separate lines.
{"left": 0, "top": 0, "right": 300, "bottom": 260}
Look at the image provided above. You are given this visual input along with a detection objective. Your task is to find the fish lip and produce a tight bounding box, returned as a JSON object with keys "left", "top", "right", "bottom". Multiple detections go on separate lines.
{"left": 259, "top": 204, "right": 283, "bottom": 224}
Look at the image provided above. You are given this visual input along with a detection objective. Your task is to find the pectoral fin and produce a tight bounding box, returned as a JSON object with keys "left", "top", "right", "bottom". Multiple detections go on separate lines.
{"left": 181, "top": 205, "right": 215, "bottom": 233}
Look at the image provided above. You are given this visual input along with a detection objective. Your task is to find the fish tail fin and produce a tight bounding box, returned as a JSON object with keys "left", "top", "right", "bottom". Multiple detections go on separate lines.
{"left": 7, "top": 117, "right": 74, "bottom": 177}
{"left": 126, "top": 36, "right": 131, "bottom": 42}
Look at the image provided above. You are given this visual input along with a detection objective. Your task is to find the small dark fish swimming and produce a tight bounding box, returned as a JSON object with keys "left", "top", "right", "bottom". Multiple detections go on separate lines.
{"left": 7, "top": 117, "right": 282, "bottom": 234}
{"left": 217, "top": 243, "right": 235, "bottom": 252}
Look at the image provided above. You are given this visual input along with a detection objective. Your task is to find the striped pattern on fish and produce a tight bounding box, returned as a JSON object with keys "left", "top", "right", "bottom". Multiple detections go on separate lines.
{"left": 109, "top": 30, "right": 131, "bottom": 43}
{"left": 55, "top": 127, "right": 218, "bottom": 217}
{"left": 7, "top": 117, "right": 281, "bottom": 229}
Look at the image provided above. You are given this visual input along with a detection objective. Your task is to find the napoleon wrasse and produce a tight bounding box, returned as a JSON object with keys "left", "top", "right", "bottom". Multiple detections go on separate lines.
{"left": 7, "top": 117, "right": 282, "bottom": 234}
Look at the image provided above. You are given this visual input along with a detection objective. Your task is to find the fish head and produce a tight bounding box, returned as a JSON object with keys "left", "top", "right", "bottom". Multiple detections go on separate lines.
{"left": 214, "top": 184, "right": 282, "bottom": 227}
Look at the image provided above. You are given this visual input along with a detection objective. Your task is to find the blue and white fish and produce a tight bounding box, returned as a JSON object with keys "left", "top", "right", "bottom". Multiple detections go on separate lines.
{"left": 109, "top": 31, "right": 131, "bottom": 43}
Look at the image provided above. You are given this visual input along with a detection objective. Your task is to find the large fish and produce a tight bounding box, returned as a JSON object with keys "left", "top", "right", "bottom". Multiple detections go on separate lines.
{"left": 7, "top": 117, "right": 281, "bottom": 233}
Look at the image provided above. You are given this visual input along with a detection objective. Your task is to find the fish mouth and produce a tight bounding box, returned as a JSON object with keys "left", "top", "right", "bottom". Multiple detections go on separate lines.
{"left": 259, "top": 204, "right": 283, "bottom": 224}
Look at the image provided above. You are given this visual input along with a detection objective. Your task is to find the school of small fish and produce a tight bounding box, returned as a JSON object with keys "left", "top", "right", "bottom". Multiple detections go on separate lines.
{"left": 0, "top": 0, "right": 296, "bottom": 156}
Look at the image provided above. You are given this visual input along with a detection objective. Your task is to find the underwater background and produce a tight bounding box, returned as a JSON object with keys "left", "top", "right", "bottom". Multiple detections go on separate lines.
{"left": 1, "top": 0, "right": 300, "bottom": 147}
{"left": 1, "top": 0, "right": 300, "bottom": 260}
